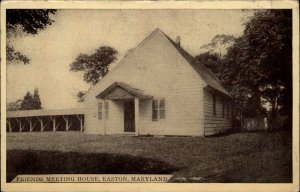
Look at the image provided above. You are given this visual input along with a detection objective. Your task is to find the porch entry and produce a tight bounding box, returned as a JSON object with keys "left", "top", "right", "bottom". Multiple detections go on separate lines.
{"left": 96, "top": 82, "right": 153, "bottom": 135}
{"left": 124, "top": 100, "right": 135, "bottom": 132}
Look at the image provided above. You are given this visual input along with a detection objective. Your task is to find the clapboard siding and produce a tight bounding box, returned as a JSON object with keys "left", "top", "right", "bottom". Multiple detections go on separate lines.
{"left": 84, "top": 29, "right": 205, "bottom": 136}
{"left": 203, "top": 88, "right": 233, "bottom": 136}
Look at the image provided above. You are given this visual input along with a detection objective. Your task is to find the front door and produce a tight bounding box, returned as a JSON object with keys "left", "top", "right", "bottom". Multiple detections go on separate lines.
{"left": 124, "top": 100, "right": 135, "bottom": 132}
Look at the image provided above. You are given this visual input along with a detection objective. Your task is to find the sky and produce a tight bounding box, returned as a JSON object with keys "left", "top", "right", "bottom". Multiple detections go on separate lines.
{"left": 7, "top": 9, "right": 254, "bottom": 109}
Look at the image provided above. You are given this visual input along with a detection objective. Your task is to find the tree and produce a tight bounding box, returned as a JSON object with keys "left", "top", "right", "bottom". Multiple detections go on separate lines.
{"left": 33, "top": 88, "right": 42, "bottom": 109}
{"left": 70, "top": 46, "right": 118, "bottom": 85}
{"left": 7, "top": 99, "right": 22, "bottom": 111}
{"left": 198, "top": 34, "right": 236, "bottom": 78}
{"left": 20, "top": 89, "right": 42, "bottom": 110}
{"left": 77, "top": 91, "right": 87, "bottom": 102}
{"left": 6, "top": 9, "right": 57, "bottom": 64}
{"left": 200, "top": 34, "right": 236, "bottom": 58}
{"left": 242, "top": 92, "right": 267, "bottom": 118}
{"left": 20, "top": 91, "right": 34, "bottom": 110}
{"left": 195, "top": 52, "right": 221, "bottom": 78}
{"left": 6, "top": 45, "right": 30, "bottom": 64}
{"left": 221, "top": 10, "right": 292, "bottom": 122}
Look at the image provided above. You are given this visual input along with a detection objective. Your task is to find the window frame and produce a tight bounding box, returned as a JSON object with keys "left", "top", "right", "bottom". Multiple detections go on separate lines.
{"left": 105, "top": 101, "right": 109, "bottom": 119}
{"left": 98, "top": 102, "right": 103, "bottom": 120}
{"left": 227, "top": 102, "right": 231, "bottom": 119}
{"left": 159, "top": 98, "right": 165, "bottom": 119}
{"left": 222, "top": 99, "right": 225, "bottom": 118}
{"left": 152, "top": 99, "right": 159, "bottom": 121}
{"left": 152, "top": 98, "right": 165, "bottom": 121}
{"left": 213, "top": 94, "right": 216, "bottom": 117}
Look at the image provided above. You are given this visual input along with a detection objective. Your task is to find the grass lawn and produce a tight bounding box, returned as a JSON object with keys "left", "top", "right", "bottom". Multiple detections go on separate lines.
{"left": 6, "top": 131, "right": 292, "bottom": 183}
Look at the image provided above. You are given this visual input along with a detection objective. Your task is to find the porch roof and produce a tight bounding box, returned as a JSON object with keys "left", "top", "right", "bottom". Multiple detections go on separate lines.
{"left": 7, "top": 108, "right": 85, "bottom": 118}
{"left": 96, "top": 82, "right": 153, "bottom": 100}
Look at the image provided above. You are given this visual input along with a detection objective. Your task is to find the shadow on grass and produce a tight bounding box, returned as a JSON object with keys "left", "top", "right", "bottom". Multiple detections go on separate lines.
{"left": 205, "top": 131, "right": 235, "bottom": 138}
{"left": 7, "top": 150, "right": 179, "bottom": 182}
{"left": 198, "top": 163, "right": 292, "bottom": 183}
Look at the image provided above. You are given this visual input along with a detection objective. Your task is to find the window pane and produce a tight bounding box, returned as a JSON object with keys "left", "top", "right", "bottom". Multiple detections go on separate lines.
{"left": 98, "top": 103, "right": 103, "bottom": 120}
{"left": 222, "top": 100, "right": 225, "bottom": 118}
{"left": 213, "top": 95, "right": 216, "bottom": 116}
{"left": 160, "top": 109, "right": 165, "bottom": 119}
{"left": 152, "top": 99, "right": 158, "bottom": 109}
{"left": 159, "top": 99, "right": 165, "bottom": 109}
{"left": 105, "top": 101, "right": 109, "bottom": 119}
{"left": 227, "top": 103, "right": 230, "bottom": 118}
{"left": 152, "top": 109, "right": 158, "bottom": 121}
{"left": 105, "top": 101, "right": 109, "bottom": 110}
{"left": 152, "top": 99, "right": 159, "bottom": 121}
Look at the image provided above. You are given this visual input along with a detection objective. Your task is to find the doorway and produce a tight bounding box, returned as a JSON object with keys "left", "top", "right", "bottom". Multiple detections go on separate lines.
{"left": 124, "top": 100, "right": 135, "bottom": 132}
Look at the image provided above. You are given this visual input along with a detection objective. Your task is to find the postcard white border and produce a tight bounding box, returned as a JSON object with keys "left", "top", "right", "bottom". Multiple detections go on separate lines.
{"left": 1, "top": 1, "right": 299, "bottom": 192}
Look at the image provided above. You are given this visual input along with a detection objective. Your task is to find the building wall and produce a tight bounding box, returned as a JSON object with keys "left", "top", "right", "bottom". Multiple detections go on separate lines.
{"left": 106, "top": 100, "right": 124, "bottom": 134}
{"left": 203, "top": 88, "right": 233, "bottom": 136}
{"left": 84, "top": 30, "right": 206, "bottom": 136}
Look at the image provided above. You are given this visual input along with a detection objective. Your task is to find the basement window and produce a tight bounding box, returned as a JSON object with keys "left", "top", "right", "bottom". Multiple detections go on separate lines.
{"left": 152, "top": 99, "right": 165, "bottom": 121}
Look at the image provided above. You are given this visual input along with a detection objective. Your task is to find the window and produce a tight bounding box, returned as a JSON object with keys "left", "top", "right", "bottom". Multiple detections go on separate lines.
{"left": 105, "top": 101, "right": 109, "bottom": 119}
{"left": 159, "top": 99, "right": 165, "bottom": 119}
{"left": 98, "top": 101, "right": 109, "bottom": 119}
{"left": 152, "top": 100, "right": 159, "bottom": 121}
{"left": 98, "top": 103, "right": 103, "bottom": 120}
{"left": 227, "top": 102, "right": 230, "bottom": 119}
{"left": 213, "top": 94, "right": 216, "bottom": 116}
{"left": 152, "top": 99, "right": 165, "bottom": 121}
{"left": 222, "top": 99, "right": 225, "bottom": 118}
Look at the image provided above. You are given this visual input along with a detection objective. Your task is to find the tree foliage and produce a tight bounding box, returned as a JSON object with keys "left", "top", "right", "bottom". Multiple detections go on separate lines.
{"left": 70, "top": 46, "right": 118, "bottom": 85}
{"left": 195, "top": 52, "right": 221, "bottom": 77}
{"left": 20, "top": 88, "right": 42, "bottom": 110}
{"left": 7, "top": 99, "right": 22, "bottom": 111}
{"left": 242, "top": 92, "right": 267, "bottom": 118}
{"left": 200, "top": 34, "right": 236, "bottom": 57}
{"left": 220, "top": 10, "right": 292, "bottom": 119}
{"left": 6, "top": 9, "right": 57, "bottom": 64}
{"left": 7, "top": 9, "right": 57, "bottom": 35}
{"left": 77, "top": 91, "right": 87, "bottom": 102}
{"left": 197, "top": 34, "right": 236, "bottom": 80}
{"left": 6, "top": 45, "right": 30, "bottom": 64}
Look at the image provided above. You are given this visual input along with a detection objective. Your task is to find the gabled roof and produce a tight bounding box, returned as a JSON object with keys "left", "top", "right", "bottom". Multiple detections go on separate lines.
{"left": 158, "top": 29, "right": 232, "bottom": 97}
{"left": 86, "top": 28, "right": 232, "bottom": 99}
{"left": 96, "top": 82, "right": 152, "bottom": 99}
